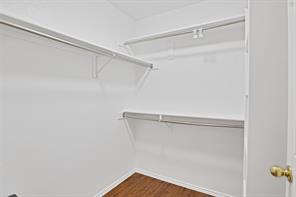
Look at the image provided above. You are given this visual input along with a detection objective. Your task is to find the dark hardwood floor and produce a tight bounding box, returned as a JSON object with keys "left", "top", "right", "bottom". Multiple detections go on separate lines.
{"left": 104, "top": 173, "right": 213, "bottom": 197}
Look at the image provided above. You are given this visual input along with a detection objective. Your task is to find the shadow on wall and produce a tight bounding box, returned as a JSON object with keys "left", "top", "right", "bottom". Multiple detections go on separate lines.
{"left": 127, "top": 119, "right": 244, "bottom": 196}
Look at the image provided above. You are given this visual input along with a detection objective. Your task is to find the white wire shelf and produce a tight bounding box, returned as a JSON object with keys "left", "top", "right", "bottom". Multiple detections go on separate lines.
{"left": 121, "top": 111, "right": 244, "bottom": 129}
{"left": 124, "top": 15, "right": 245, "bottom": 45}
{"left": 0, "top": 13, "right": 153, "bottom": 69}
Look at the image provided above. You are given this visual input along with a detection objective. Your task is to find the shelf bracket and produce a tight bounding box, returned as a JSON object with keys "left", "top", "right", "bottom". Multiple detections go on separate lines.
{"left": 159, "top": 114, "right": 163, "bottom": 122}
{"left": 120, "top": 44, "right": 134, "bottom": 56}
{"left": 135, "top": 67, "right": 153, "bottom": 94}
{"left": 92, "top": 54, "right": 116, "bottom": 78}
{"left": 122, "top": 117, "right": 136, "bottom": 150}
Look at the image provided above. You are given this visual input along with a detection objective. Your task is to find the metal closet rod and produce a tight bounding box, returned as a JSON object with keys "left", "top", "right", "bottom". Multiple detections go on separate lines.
{"left": 124, "top": 15, "right": 245, "bottom": 45}
{"left": 123, "top": 112, "right": 244, "bottom": 129}
{"left": 0, "top": 13, "right": 153, "bottom": 69}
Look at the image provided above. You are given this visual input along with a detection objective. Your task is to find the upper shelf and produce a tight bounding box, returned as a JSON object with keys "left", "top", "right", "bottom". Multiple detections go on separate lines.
{"left": 124, "top": 15, "right": 245, "bottom": 46}
{"left": 122, "top": 111, "right": 244, "bottom": 129}
{"left": 0, "top": 13, "right": 153, "bottom": 69}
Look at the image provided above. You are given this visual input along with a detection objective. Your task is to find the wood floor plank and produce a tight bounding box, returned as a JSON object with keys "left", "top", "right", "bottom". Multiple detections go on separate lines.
{"left": 104, "top": 173, "right": 213, "bottom": 197}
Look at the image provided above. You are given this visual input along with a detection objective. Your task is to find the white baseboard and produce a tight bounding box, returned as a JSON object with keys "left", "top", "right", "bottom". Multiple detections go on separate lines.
{"left": 135, "top": 168, "right": 234, "bottom": 197}
{"left": 94, "top": 168, "right": 136, "bottom": 197}
{"left": 95, "top": 168, "right": 233, "bottom": 197}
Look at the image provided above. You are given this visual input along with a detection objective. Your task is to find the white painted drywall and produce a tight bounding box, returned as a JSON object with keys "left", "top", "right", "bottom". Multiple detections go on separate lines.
{"left": 123, "top": 1, "right": 247, "bottom": 196}
{"left": 0, "top": 23, "right": 145, "bottom": 197}
{"left": 246, "top": 0, "right": 288, "bottom": 196}
{"left": 129, "top": 120, "right": 244, "bottom": 196}
{"left": 0, "top": 1, "right": 141, "bottom": 196}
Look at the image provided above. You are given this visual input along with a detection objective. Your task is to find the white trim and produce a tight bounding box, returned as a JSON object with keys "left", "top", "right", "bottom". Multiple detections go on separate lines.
{"left": 94, "top": 169, "right": 136, "bottom": 197}
{"left": 286, "top": 0, "right": 296, "bottom": 196}
{"left": 135, "top": 168, "right": 234, "bottom": 197}
{"left": 243, "top": 6, "right": 250, "bottom": 197}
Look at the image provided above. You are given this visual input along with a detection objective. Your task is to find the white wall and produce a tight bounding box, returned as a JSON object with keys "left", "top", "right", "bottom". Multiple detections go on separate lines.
{"left": 0, "top": 1, "right": 141, "bottom": 197}
{"left": 124, "top": 1, "right": 247, "bottom": 196}
{"left": 129, "top": 120, "right": 244, "bottom": 196}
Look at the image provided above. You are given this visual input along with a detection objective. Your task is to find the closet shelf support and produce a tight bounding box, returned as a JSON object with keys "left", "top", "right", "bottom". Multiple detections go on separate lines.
{"left": 93, "top": 54, "right": 116, "bottom": 78}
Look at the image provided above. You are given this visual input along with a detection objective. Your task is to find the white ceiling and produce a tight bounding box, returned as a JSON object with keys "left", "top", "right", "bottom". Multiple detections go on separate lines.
{"left": 108, "top": 0, "right": 200, "bottom": 20}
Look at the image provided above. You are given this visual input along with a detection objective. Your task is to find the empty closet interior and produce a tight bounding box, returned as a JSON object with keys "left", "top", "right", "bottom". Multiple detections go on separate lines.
{"left": 0, "top": 1, "right": 249, "bottom": 197}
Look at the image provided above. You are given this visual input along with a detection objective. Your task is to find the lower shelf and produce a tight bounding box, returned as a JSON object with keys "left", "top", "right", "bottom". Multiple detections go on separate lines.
{"left": 121, "top": 111, "right": 244, "bottom": 129}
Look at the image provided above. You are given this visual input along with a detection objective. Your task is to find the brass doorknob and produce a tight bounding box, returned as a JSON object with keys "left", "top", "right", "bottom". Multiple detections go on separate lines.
{"left": 270, "top": 165, "right": 293, "bottom": 183}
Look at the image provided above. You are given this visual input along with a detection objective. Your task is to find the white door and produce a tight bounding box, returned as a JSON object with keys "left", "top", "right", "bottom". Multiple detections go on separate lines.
{"left": 286, "top": 0, "right": 296, "bottom": 196}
